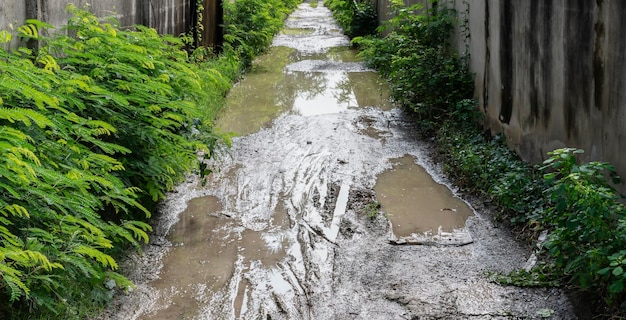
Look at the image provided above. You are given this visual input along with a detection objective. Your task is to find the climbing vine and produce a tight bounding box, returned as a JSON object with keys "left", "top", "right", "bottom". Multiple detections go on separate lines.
{"left": 194, "top": 0, "right": 205, "bottom": 46}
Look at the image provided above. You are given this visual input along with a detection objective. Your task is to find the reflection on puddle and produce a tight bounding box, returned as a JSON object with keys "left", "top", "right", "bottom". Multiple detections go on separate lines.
{"left": 292, "top": 71, "right": 357, "bottom": 116}
{"left": 216, "top": 46, "right": 392, "bottom": 136}
{"left": 375, "top": 155, "right": 473, "bottom": 237}
{"left": 144, "top": 196, "right": 287, "bottom": 319}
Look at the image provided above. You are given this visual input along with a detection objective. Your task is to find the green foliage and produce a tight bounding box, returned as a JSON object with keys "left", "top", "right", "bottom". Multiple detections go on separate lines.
{"left": 436, "top": 126, "right": 545, "bottom": 223}
{"left": 535, "top": 148, "right": 626, "bottom": 305}
{"left": 223, "top": 0, "right": 300, "bottom": 67}
{"left": 325, "top": 0, "right": 378, "bottom": 38}
{"left": 437, "top": 130, "right": 626, "bottom": 312}
{"left": 482, "top": 148, "right": 626, "bottom": 313}
{"left": 489, "top": 264, "right": 563, "bottom": 288}
{"left": 351, "top": 0, "right": 474, "bottom": 124}
{"left": 0, "top": 5, "right": 248, "bottom": 318}
{"left": 363, "top": 201, "right": 381, "bottom": 219}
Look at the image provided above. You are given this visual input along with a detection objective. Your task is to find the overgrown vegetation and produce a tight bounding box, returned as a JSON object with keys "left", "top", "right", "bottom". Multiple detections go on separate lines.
{"left": 325, "top": 0, "right": 378, "bottom": 38}
{"left": 223, "top": 0, "right": 300, "bottom": 67}
{"left": 328, "top": 0, "right": 626, "bottom": 316}
{"left": 351, "top": 0, "right": 473, "bottom": 128}
{"left": 0, "top": 0, "right": 297, "bottom": 318}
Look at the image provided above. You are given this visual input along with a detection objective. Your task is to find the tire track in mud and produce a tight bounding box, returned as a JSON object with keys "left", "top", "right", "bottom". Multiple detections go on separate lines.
{"left": 98, "top": 1, "right": 577, "bottom": 319}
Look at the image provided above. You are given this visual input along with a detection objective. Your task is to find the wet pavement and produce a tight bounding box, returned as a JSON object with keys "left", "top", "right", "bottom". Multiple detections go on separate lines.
{"left": 99, "top": 1, "right": 577, "bottom": 319}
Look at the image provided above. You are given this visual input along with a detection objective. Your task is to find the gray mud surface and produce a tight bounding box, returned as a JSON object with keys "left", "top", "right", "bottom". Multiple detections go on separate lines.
{"left": 97, "top": 1, "right": 577, "bottom": 319}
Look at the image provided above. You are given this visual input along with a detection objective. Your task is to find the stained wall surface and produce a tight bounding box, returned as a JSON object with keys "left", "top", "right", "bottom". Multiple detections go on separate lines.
{"left": 468, "top": 0, "right": 626, "bottom": 189}
{"left": 0, "top": 0, "right": 196, "bottom": 44}
{"left": 375, "top": 0, "right": 626, "bottom": 190}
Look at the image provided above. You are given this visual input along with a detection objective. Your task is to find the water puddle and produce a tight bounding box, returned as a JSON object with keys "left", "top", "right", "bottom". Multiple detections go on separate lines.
{"left": 143, "top": 195, "right": 287, "bottom": 319}
{"left": 375, "top": 155, "right": 473, "bottom": 238}
{"left": 216, "top": 46, "right": 391, "bottom": 136}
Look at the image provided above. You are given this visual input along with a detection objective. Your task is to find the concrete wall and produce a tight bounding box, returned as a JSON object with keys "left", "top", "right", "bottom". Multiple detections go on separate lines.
{"left": 0, "top": 0, "right": 221, "bottom": 47}
{"left": 468, "top": 0, "right": 626, "bottom": 188}
{"left": 376, "top": 0, "right": 626, "bottom": 189}
{"left": 0, "top": 0, "right": 26, "bottom": 47}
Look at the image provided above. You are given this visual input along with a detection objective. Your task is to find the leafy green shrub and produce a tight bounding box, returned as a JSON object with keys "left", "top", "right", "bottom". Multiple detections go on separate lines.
{"left": 0, "top": 18, "right": 152, "bottom": 318}
{"left": 436, "top": 125, "right": 545, "bottom": 222}
{"left": 0, "top": 5, "right": 240, "bottom": 318}
{"left": 351, "top": 0, "right": 474, "bottom": 123}
{"left": 325, "top": 0, "right": 378, "bottom": 38}
{"left": 537, "top": 148, "right": 626, "bottom": 305}
{"left": 224, "top": 0, "right": 300, "bottom": 66}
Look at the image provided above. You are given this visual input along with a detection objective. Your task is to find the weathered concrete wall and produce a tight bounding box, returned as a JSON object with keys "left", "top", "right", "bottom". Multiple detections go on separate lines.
{"left": 0, "top": 0, "right": 201, "bottom": 44}
{"left": 468, "top": 0, "right": 626, "bottom": 189}
{"left": 0, "top": 1, "right": 25, "bottom": 29}
{"left": 0, "top": 0, "right": 26, "bottom": 47}
{"left": 376, "top": 0, "right": 626, "bottom": 189}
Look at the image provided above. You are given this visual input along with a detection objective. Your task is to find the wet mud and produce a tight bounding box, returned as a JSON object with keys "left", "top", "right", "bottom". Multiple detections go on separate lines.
{"left": 99, "top": 1, "right": 577, "bottom": 319}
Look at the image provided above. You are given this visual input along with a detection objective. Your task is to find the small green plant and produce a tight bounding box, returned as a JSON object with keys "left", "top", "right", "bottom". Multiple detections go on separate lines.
{"left": 534, "top": 149, "right": 626, "bottom": 302}
{"left": 489, "top": 263, "right": 563, "bottom": 288}
{"left": 363, "top": 201, "right": 382, "bottom": 219}
{"left": 598, "top": 250, "right": 626, "bottom": 296}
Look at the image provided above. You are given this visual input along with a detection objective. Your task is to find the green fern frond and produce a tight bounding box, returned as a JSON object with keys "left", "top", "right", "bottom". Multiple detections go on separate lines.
{"left": 5, "top": 152, "right": 38, "bottom": 181}
{"left": 0, "top": 108, "right": 54, "bottom": 128}
{"left": 37, "top": 54, "right": 61, "bottom": 73}
{"left": 0, "top": 263, "right": 28, "bottom": 301}
{"left": 0, "top": 30, "right": 12, "bottom": 44}
{"left": 121, "top": 220, "right": 151, "bottom": 244}
{"left": 17, "top": 24, "right": 39, "bottom": 40}
{"left": 0, "top": 204, "right": 30, "bottom": 218}
{"left": 0, "top": 77, "right": 59, "bottom": 109}
{"left": 2, "top": 246, "right": 59, "bottom": 273}
{"left": 148, "top": 104, "right": 162, "bottom": 113}
{"left": 0, "top": 126, "right": 34, "bottom": 144}
{"left": 13, "top": 146, "right": 41, "bottom": 166}
{"left": 162, "top": 112, "right": 185, "bottom": 124}
{"left": 0, "top": 225, "right": 21, "bottom": 246}
{"left": 59, "top": 253, "right": 99, "bottom": 278}
{"left": 0, "top": 182, "right": 22, "bottom": 199}
{"left": 72, "top": 245, "right": 118, "bottom": 270}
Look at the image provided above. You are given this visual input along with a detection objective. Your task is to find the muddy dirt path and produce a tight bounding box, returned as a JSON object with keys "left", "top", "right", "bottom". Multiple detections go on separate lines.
{"left": 99, "top": 2, "right": 576, "bottom": 319}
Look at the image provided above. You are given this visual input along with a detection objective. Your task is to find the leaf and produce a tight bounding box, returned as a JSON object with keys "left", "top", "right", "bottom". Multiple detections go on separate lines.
{"left": 0, "top": 30, "right": 12, "bottom": 44}
{"left": 121, "top": 220, "right": 152, "bottom": 244}
{"left": 17, "top": 24, "right": 39, "bottom": 39}
{"left": 609, "top": 279, "right": 624, "bottom": 293}
{"left": 72, "top": 245, "right": 118, "bottom": 270}
{"left": 612, "top": 266, "right": 624, "bottom": 277}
